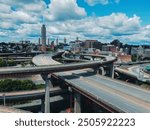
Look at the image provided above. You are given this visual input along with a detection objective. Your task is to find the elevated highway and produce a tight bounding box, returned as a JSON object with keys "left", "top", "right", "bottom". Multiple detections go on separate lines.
{"left": 0, "top": 52, "right": 43, "bottom": 57}
{"left": 116, "top": 60, "right": 150, "bottom": 66}
{"left": 0, "top": 57, "right": 32, "bottom": 63}
{"left": 115, "top": 65, "right": 150, "bottom": 83}
{"left": 0, "top": 57, "right": 32, "bottom": 59}
{"left": 0, "top": 52, "right": 117, "bottom": 113}
{"left": 31, "top": 53, "right": 150, "bottom": 113}
{"left": 32, "top": 53, "right": 61, "bottom": 66}
{"left": 0, "top": 56, "right": 116, "bottom": 78}
{"left": 0, "top": 87, "right": 68, "bottom": 103}
{"left": 1, "top": 52, "right": 149, "bottom": 113}
{"left": 53, "top": 69, "right": 150, "bottom": 113}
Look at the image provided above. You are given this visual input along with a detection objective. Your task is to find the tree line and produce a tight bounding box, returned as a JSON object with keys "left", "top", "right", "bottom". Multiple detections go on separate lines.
{"left": 0, "top": 79, "right": 44, "bottom": 92}
{"left": 0, "top": 58, "right": 16, "bottom": 67}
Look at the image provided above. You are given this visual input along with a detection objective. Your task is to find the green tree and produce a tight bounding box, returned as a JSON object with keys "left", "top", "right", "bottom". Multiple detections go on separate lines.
{"left": 0, "top": 79, "right": 39, "bottom": 92}
{"left": 0, "top": 58, "right": 6, "bottom": 67}
{"left": 8, "top": 59, "right": 16, "bottom": 66}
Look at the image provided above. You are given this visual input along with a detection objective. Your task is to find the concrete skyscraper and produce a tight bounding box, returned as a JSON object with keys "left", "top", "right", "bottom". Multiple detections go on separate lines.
{"left": 64, "top": 37, "right": 67, "bottom": 44}
{"left": 41, "top": 24, "right": 46, "bottom": 46}
{"left": 56, "top": 37, "right": 59, "bottom": 45}
{"left": 38, "top": 38, "right": 41, "bottom": 45}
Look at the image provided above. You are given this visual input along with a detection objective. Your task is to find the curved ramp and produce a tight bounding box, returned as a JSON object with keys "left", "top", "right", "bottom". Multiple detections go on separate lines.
{"left": 32, "top": 54, "right": 61, "bottom": 66}
{"left": 115, "top": 65, "right": 150, "bottom": 83}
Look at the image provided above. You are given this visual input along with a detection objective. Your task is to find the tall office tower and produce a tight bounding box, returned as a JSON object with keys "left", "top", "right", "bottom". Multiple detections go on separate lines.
{"left": 41, "top": 24, "right": 46, "bottom": 46}
{"left": 38, "top": 38, "right": 41, "bottom": 45}
{"left": 64, "top": 37, "right": 66, "bottom": 44}
{"left": 56, "top": 37, "right": 59, "bottom": 45}
{"left": 76, "top": 36, "right": 79, "bottom": 41}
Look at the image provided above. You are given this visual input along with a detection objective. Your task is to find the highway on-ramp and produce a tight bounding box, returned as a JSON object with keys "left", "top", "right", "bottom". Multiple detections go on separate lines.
{"left": 115, "top": 65, "right": 150, "bottom": 82}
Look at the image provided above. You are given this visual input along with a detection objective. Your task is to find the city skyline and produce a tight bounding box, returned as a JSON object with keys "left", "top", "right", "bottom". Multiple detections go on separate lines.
{"left": 0, "top": 0, "right": 150, "bottom": 45}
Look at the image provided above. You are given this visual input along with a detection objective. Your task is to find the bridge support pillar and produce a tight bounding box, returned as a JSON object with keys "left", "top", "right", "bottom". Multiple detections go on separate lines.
{"left": 68, "top": 87, "right": 73, "bottom": 113}
{"left": 41, "top": 99, "right": 45, "bottom": 113}
{"left": 92, "top": 57, "right": 95, "bottom": 61}
{"left": 3, "top": 93, "right": 6, "bottom": 106}
{"left": 74, "top": 93, "right": 81, "bottom": 113}
{"left": 44, "top": 75, "right": 53, "bottom": 113}
{"left": 98, "top": 67, "right": 105, "bottom": 76}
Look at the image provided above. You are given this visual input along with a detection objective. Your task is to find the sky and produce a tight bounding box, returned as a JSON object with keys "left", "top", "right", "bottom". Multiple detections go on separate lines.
{"left": 0, "top": 0, "right": 150, "bottom": 45}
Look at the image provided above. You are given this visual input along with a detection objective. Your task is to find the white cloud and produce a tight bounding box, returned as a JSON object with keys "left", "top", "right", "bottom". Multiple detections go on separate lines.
{"left": 12, "top": 0, "right": 47, "bottom": 14}
{"left": 0, "top": 11, "right": 38, "bottom": 23}
{"left": 0, "top": 31, "right": 7, "bottom": 37}
{"left": 97, "top": 13, "right": 141, "bottom": 34}
{"left": 85, "top": 0, "right": 109, "bottom": 6}
{"left": 85, "top": 0, "right": 120, "bottom": 6}
{"left": 0, "top": 0, "right": 40, "bottom": 5}
{"left": 0, "top": 21, "right": 16, "bottom": 29}
{"left": 43, "top": 13, "right": 142, "bottom": 43}
{"left": 13, "top": 11, "right": 38, "bottom": 23}
{"left": 0, "top": 3, "right": 11, "bottom": 13}
{"left": 0, "top": 0, "right": 149, "bottom": 44}
{"left": 16, "top": 23, "right": 41, "bottom": 37}
{"left": 123, "top": 25, "right": 150, "bottom": 43}
{"left": 23, "top": 2, "right": 46, "bottom": 12}
{"left": 45, "top": 0, "right": 87, "bottom": 21}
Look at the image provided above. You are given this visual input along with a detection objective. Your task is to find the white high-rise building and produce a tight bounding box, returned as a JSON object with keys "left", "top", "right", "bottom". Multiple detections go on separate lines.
{"left": 41, "top": 24, "right": 46, "bottom": 45}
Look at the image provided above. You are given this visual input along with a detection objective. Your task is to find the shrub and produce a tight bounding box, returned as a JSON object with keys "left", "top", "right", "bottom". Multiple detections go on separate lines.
{"left": 0, "top": 79, "right": 41, "bottom": 92}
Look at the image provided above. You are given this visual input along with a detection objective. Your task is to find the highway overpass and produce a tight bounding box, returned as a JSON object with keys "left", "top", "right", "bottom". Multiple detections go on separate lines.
{"left": 115, "top": 65, "right": 150, "bottom": 83}
{"left": 0, "top": 87, "right": 68, "bottom": 103}
{"left": 0, "top": 53, "right": 116, "bottom": 113}
{"left": 53, "top": 69, "right": 150, "bottom": 113}
{"left": 0, "top": 57, "right": 116, "bottom": 78}
{"left": 0, "top": 52, "right": 43, "bottom": 57}
{"left": 1, "top": 52, "right": 149, "bottom": 113}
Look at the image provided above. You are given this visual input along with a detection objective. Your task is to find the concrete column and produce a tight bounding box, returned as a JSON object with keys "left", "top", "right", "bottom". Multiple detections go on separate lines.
{"left": 68, "top": 93, "right": 73, "bottom": 113}
{"left": 99, "top": 67, "right": 105, "bottom": 76}
{"left": 94, "top": 67, "right": 105, "bottom": 75}
{"left": 43, "top": 74, "right": 54, "bottom": 113}
{"left": 41, "top": 99, "right": 45, "bottom": 113}
{"left": 44, "top": 75, "right": 53, "bottom": 113}
{"left": 109, "top": 64, "right": 114, "bottom": 78}
{"left": 3, "top": 93, "right": 6, "bottom": 106}
{"left": 74, "top": 93, "right": 81, "bottom": 113}
{"left": 92, "top": 57, "right": 95, "bottom": 61}
{"left": 68, "top": 87, "right": 73, "bottom": 112}
{"left": 45, "top": 77, "right": 50, "bottom": 113}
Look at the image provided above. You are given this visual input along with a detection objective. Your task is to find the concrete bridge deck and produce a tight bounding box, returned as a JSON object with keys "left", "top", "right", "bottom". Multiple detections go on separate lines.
{"left": 53, "top": 69, "right": 150, "bottom": 113}
{"left": 115, "top": 65, "right": 150, "bottom": 82}
{"left": 0, "top": 87, "right": 68, "bottom": 102}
